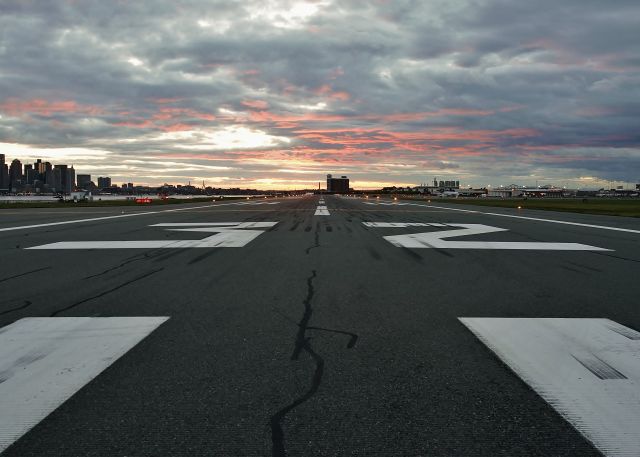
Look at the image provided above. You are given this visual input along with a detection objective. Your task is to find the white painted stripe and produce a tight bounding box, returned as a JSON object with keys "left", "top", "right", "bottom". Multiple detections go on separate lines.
{"left": 0, "top": 317, "right": 168, "bottom": 453}
{"left": 460, "top": 318, "right": 640, "bottom": 457}
{"left": 314, "top": 205, "right": 330, "bottom": 216}
{"left": 363, "top": 201, "right": 640, "bottom": 234}
{"left": 27, "top": 222, "right": 278, "bottom": 249}
{"left": 150, "top": 222, "right": 244, "bottom": 226}
{"left": 0, "top": 202, "right": 282, "bottom": 233}
{"left": 151, "top": 222, "right": 276, "bottom": 229}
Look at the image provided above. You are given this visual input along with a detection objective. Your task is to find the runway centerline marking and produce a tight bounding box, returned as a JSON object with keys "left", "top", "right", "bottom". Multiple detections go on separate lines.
{"left": 0, "top": 317, "right": 169, "bottom": 453}
{"left": 0, "top": 201, "right": 281, "bottom": 233}
{"left": 460, "top": 318, "right": 640, "bottom": 457}
{"left": 26, "top": 222, "right": 277, "bottom": 249}
{"left": 361, "top": 201, "right": 640, "bottom": 234}
{"left": 314, "top": 202, "right": 330, "bottom": 216}
{"left": 363, "top": 222, "right": 610, "bottom": 250}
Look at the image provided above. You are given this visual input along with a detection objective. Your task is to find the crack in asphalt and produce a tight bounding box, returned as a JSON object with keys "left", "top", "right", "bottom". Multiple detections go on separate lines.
{"left": 270, "top": 270, "right": 320, "bottom": 457}
{"left": 269, "top": 270, "right": 358, "bottom": 456}
{"left": 0, "top": 266, "right": 51, "bottom": 283}
{"left": 304, "top": 225, "right": 320, "bottom": 255}
{"left": 307, "top": 326, "right": 358, "bottom": 349}
{"left": 50, "top": 268, "right": 163, "bottom": 317}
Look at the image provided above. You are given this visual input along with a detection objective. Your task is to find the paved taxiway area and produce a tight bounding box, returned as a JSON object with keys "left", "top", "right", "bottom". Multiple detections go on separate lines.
{"left": 1, "top": 196, "right": 639, "bottom": 456}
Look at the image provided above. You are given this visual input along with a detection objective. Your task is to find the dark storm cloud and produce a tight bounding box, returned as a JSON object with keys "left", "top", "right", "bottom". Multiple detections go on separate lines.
{"left": 0, "top": 0, "right": 638, "bottom": 188}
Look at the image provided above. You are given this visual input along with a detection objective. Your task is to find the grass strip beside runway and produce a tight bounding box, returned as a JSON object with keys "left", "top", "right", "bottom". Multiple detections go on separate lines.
{"left": 402, "top": 197, "right": 640, "bottom": 217}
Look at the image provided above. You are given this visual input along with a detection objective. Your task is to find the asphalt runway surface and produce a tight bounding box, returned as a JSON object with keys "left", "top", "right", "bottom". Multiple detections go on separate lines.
{"left": 1, "top": 195, "right": 639, "bottom": 456}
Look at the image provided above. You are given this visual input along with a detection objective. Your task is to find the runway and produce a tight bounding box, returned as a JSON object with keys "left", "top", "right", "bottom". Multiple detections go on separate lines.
{"left": 1, "top": 195, "right": 639, "bottom": 456}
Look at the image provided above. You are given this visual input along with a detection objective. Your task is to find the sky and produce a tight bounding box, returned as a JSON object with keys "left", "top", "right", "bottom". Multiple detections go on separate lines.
{"left": 1, "top": 0, "right": 639, "bottom": 190}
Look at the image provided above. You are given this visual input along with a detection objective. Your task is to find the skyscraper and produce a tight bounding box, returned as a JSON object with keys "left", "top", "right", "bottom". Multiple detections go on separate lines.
{"left": 24, "top": 164, "right": 34, "bottom": 184}
{"left": 97, "top": 177, "right": 111, "bottom": 189}
{"left": 0, "top": 154, "right": 6, "bottom": 189}
{"left": 77, "top": 174, "right": 91, "bottom": 188}
{"left": 9, "top": 159, "right": 22, "bottom": 188}
{"left": 67, "top": 166, "right": 76, "bottom": 193}
{"left": 54, "top": 165, "right": 67, "bottom": 193}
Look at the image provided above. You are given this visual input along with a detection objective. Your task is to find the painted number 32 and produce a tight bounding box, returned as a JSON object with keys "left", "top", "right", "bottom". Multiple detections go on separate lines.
{"left": 362, "top": 222, "right": 609, "bottom": 251}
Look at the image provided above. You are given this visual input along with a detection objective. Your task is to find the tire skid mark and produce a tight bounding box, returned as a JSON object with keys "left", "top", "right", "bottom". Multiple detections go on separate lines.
{"left": 0, "top": 300, "right": 33, "bottom": 317}
{"left": 50, "top": 268, "right": 163, "bottom": 317}
{"left": 83, "top": 253, "right": 151, "bottom": 279}
{"left": 0, "top": 266, "right": 52, "bottom": 283}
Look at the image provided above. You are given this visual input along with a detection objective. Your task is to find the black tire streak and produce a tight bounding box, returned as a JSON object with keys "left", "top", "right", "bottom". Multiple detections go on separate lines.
{"left": 0, "top": 300, "right": 33, "bottom": 316}
{"left": 83, "top": 254, "right": 150, "bottom": 279}
{"left": 0, "top": 266, "right": 52, "bottom": 283}
{"left": 50, "top": 268, "right": 163, "bottom": 317}
{"left": 590, "top": 251, "right": 640, "bottom": 264}
{"left": 187, "top": 249, "right": 220, "bottom": 265}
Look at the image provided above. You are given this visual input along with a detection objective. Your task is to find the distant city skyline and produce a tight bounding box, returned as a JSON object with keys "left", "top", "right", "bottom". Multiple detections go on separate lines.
{"left": 0, "top": 152, "right": 636, "bottom": 192}
{"left": 1, "top": 1, "right": 639, "bottom": 190}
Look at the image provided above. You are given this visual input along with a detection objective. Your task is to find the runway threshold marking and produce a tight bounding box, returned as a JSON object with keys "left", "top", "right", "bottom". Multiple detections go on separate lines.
{"left": 460, "top": 318, "right": 640, "bottom": 457}
{"left": 362, "top": 201, "right": 640, "bottom": 234}
{"left": 26, "top": 222, "right": 277, "bottom": 249}
{"left": 315, "top": 199, "right": 330, "bottom": 216}
{"left": 0, "top": 316, "right": 169, "bottom": 453}
{"left": 0, "top": 201, "right": 281, "bottom": 233}
{"left": 363, "top": 222, "right": 609, "bottom": 250}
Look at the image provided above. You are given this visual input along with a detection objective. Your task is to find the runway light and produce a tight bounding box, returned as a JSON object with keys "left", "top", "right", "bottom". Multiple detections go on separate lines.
{"left": 246, "top": 197, "right": 250, "bottom": 200}
{"left": 393, "top": 197, "right": 398, "bottom": 201}
{"left": 517, "top": 206, "right": 522, "bottom": 209}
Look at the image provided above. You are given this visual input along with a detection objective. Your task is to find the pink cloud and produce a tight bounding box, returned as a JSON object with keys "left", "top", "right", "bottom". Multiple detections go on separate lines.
{"left": 0, "top": 98, "right": 103, "bottom": 116}
{"left": 242, "top": 100, "right": 269, "bottom": 110}
{"left": 314, "top": 84, "right": 350, "bottom": 101}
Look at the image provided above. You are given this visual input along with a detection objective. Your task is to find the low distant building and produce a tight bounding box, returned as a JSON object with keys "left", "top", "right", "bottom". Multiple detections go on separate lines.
{"left": 457, "top": 188, "right": 486, "bottom": 197}
{"left": 488, "top": 188, "right": 524, "bottom": 198}
{"left": 521, "top": 188, "right": 568, "bottom": 198}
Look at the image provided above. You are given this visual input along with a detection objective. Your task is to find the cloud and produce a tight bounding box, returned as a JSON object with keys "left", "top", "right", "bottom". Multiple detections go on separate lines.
{"left": 0, "top": 0, "right": 638, "bottom": 188}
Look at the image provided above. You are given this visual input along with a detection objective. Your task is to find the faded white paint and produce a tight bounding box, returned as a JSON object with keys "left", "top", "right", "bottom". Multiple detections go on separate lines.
{"left": 0, "top": 317, "right": 168, "bottom": 453}
{"left": 363, "top": 222, "right": 609, "bottom": 251}
{"left": 27, "top": 222, "right": 277, "bottom": 249}
{"left": 459, "top": 318, "right": 640, "bottom": 457}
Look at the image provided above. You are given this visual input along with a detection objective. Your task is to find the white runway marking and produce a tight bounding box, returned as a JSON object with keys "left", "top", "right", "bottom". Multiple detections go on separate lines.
{"left": 315, "top": 205, "right": 330, "bottom": 216}
{"left": 362, "top": 201, "right": 640, "bottom": 234}
{"left": 0, "top": 201, "right": 281, "bottom": 233}
{"left": 27, "top": 222, "right": 277, "bottom": 249}
{"left": 363, "top": 222, "right": 609, "bottom": 250}
{"left": 460, "top": 318, "right": 640, "bottom": 457}
{"left": 0, "top": 317, "right": 168, "bottom": 453}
